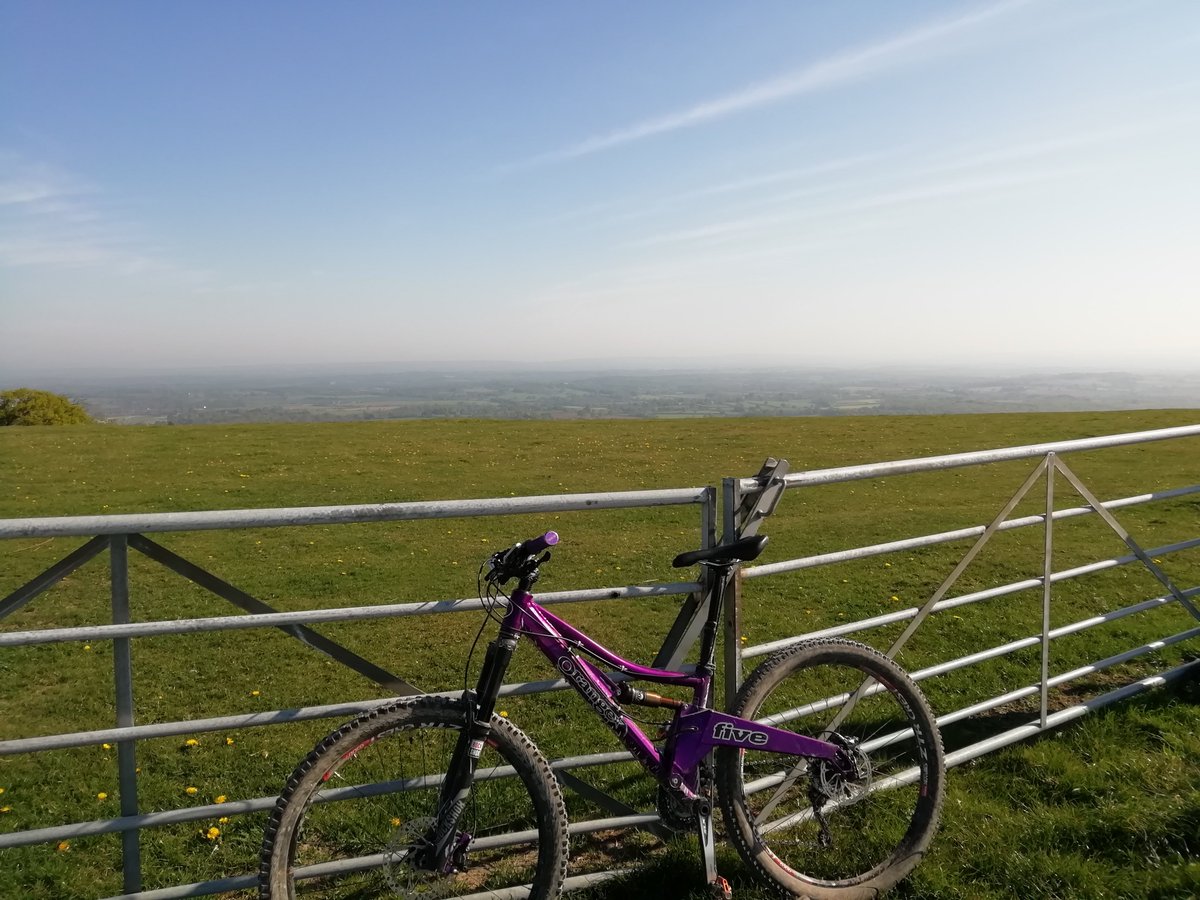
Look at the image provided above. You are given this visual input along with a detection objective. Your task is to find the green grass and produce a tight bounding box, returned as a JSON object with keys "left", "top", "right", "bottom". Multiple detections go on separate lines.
{"left": 1, "top": 410, "right": 1198, "bottom": 898}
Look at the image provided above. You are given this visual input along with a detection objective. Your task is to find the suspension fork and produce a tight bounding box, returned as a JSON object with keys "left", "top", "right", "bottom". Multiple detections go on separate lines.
{"left": 430, "top": 624, "right": 520, "bottom": 869}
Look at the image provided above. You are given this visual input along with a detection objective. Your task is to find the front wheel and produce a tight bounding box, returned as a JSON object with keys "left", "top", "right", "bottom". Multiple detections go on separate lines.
{"left": 259, "top": 696, "right": 569, "bottom": 899}
{"left": 718, "top": 639, "right": 945, "bottom": 900}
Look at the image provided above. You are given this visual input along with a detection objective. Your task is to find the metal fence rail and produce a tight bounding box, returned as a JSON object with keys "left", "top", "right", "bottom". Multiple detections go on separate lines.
{"left": 725, "top": 423, "right": 1200, "bottom": 789}
{"left": 0, "top": 486, "right": 718, "bottom": 898}
{"left": 2, "top": 423, "right": 1198, "bottom": 899}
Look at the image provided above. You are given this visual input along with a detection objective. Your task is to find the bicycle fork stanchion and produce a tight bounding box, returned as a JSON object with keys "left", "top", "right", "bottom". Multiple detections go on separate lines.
{"left": 433, "top": 629, "right": 520, "bottom": 869}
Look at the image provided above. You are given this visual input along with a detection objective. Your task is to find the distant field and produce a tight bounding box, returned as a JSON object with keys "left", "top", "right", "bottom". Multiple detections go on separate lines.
{"left": 1, "top": 410, "right": 1198, "bottom": 899}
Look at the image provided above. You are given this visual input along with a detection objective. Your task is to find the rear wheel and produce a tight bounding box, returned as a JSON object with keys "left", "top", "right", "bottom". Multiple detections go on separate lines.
{"left": 260, "top": 697, "right": 569, "bottom": 899}
{"left": 718, "top": 639, "right": 945, "bottom": 900}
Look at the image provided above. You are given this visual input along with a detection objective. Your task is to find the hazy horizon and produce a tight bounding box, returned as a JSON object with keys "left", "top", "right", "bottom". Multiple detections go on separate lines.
{"left": 6, "top": 357, "right": 1200, "bottom": 387}
{"left": 4, "top": 2, "right": 1199, "bottom": 373}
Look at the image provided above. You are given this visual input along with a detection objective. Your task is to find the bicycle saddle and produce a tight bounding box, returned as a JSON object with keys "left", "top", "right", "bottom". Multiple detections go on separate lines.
{"left": 672, "top": 534, "right": 768, "bottom": 568}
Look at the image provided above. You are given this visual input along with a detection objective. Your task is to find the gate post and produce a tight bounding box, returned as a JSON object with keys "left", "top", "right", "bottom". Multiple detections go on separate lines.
{"left": 110, "top": 534, "right": 141, "bottom": 894}
{"left": 722, "top": 459, "right": 790, "bottom": 705}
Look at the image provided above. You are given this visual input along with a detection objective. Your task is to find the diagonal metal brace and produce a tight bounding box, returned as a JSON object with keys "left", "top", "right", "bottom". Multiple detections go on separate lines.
{"left": 128, "top": 534, "right": 421, "bottom": 695}
{"left": 755, "top": 457, "right": 1052, "bottom": 825}
{"left": 1053, "top": 458, "right": 1200, "bottom": 622}
{"left": 653, "top": 486, "right": 719, "bottom": 671}
{"left": 0, "top": 536, "right": 109, "bottom": 622}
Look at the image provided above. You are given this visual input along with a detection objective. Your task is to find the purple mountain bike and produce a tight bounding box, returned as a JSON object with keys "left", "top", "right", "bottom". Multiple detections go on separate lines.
{"left": 260, "top": 532, "right": 945, "bottom": 899}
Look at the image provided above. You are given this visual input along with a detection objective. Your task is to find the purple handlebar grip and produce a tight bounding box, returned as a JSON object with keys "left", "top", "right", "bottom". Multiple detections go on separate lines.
{"left": 524, "top": 531, "right": 560, "bottom": 555}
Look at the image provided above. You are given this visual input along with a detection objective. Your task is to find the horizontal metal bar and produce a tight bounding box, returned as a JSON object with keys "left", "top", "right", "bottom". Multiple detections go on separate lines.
{"left": 943, "top": 658, "right": 1200, "bottom": 768}
{"left": 748, "top": 653, "right": 1200, "bottom": 810}
{"left": 926, "top": 597, "right": 1191, "bottom": 678}
{"left": 744, "top": 484, "right": 1200, "bottom": 580}
{"left": 756, "top": 595, "right": 1200, "bottom": 727}
{"left": 0, "top": 487, "right": 709, "bottom": 539}
{"left": 104, "top": 874, "right": 256, "bottom": 900}
{"left": 939, "top": 623, "right": 1200, "bottom": 729}
{"left": 0, "top": 648, "right": 676, "bottom": 753}
{"left": 745, "top": 624, "right": 1200, "bottom": 795}
{"left": 743, "top": 541, "right": 1200, "bottom": 659}
{"left": 0, "top": 748, "right": 636, "bottom": 848}
{"left": 0, "top": 580, "right": 699, "bottom": 648}
{"left": 0, "top": 647, "right": 696, "bottom": 756}
{"left": 289, "top": 816, "right": 659, "bottom": 895}
{"left": 103, "top": 848, "right": 635, "bottom": 900}
{"left": 737, "top": 424, "right": 1200, "bottom": 491}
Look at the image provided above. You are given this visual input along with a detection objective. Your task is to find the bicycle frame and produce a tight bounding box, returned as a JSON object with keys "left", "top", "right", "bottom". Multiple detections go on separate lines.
{"left": 503, "top": 587, "right": 842, "bottom": 798}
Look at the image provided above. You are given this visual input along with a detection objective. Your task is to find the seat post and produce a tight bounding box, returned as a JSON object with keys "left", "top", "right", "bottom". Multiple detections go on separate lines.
{"left": 695, "top": 564, "right": 732, "bottom": 709}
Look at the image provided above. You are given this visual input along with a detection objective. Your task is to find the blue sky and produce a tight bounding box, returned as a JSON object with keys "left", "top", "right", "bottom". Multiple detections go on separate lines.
{"left": 2, "top": 0, "right": 1198, "bottom": 375}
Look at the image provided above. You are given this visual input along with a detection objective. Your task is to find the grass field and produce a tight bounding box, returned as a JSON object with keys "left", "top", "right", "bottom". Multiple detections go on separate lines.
{"left": 1, "top": 410, "right": 1198, "bottom": 899}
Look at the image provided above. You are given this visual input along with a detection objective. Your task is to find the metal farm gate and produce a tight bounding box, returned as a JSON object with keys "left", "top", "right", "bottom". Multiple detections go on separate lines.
{"left": 1, "top": 423, "right": 1197, "bottom": 898}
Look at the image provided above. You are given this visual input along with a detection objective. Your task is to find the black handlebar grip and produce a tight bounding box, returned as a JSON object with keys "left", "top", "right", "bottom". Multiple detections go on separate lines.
{"left": 521, "top": 531, "right": 560, "bottom": 555}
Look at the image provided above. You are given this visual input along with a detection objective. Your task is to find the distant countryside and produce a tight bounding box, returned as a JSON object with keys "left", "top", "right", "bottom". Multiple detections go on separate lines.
{"left": 14, "top": 365, "right": 1200, "bottom": 425}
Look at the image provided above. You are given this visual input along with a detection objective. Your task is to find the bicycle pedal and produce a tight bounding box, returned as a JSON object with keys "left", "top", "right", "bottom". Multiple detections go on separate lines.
{"left": 709, "top": 876, "right": 732, "bottom": 899}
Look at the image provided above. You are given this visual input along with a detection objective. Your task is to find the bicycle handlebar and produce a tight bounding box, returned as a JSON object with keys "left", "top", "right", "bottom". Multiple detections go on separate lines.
{"left": 521, "top": 531, "right": 559, "bottom": 555}
{"left": 487, "top": 531, "right": 559, "bottom": 583}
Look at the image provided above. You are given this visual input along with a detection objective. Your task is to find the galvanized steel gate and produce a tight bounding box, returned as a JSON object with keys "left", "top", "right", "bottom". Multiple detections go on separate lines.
{"left": 1, "top": 424, "right": 1198, "bottom": 899}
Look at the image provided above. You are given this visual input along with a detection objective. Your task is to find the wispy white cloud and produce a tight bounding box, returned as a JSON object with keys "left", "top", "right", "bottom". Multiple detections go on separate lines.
{"left": 625, "top": 108, "right": 1193, "bottom": 250}
{"left": 636, "top": 166, "right": 1094, "bottom": 250}
{"left": 596, "top": 150, "right": 900, "bottom": 228}
{"left": 0, "top": 153, "right": 171, "bottom": 274}
{"left": 911, "top": 113, "right": 1200, "bottom": 177}
{"left": 512, "top": 0, "right": 1039, "bottom": 168}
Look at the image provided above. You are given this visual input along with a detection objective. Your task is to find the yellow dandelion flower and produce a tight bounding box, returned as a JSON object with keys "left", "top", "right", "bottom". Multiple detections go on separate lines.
{"left": 185, "top": 786, "right": 199, "bottom": 795}
{"left": 203, "top": 826, "right": 221, "bottom": 840}
{"left": 391, "top": 817, "right": 402, "bottom": 827}
{"left": 0, "top": 787, "right": 5, "bottom": 795}
{"left": 225, "top": 737, "right": 235, "bottom": 746}
{"left": 57, "top": 841, "right": 71, "bottom": 852}
{"left": 0, "top": 806, "right": 10, "bottom": 814}
{"left": 97, "top": 792, "right": 108, "bottom": 801}
{"left": 498, "top": 710, "right": 508, "bottom": 718}
{"left": 218, "top": 816, "right": 230, "bottom": 825}
{"left": 83, "top": 645, "right": 92, "bottom": 651}
{"left": 184, "top": 739, "right": 199, "bottom": 747}
{"left": 891, "top": 595, "right": 900, "bottom": 602}
{"left": 250, "top": 690, "right": 261, "bottom": 697}
{"left": 215, "top": 795, "right": 227, "bottom": 804}
{"left": 101, "top": 743, "right": 111, "bottom": 750}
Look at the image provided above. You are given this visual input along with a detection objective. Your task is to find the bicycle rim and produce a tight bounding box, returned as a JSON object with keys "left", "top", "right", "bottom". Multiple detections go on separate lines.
{"left": 269, "top": 705, "right": 563, "bottom": 899}
{"left": 721, "top": 641, "right": 942, "bottom": 894}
